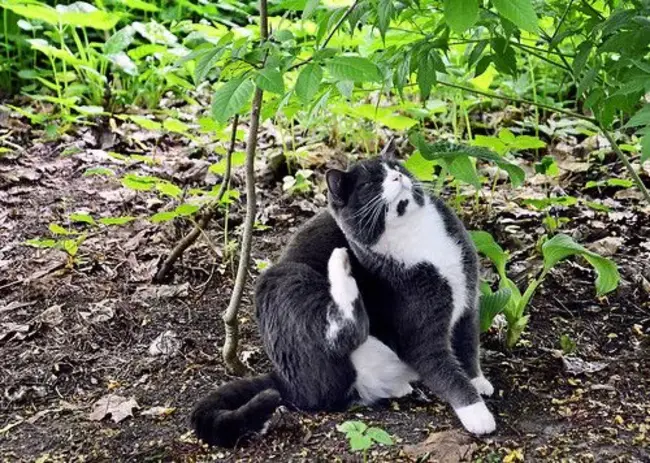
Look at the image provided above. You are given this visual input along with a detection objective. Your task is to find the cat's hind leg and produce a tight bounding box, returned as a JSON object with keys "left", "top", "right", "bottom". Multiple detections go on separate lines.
{"left": 452, "top": 311, "right": 494, "bottom": 397}
{"left": 325, "top": 248, "right": 369, "bottom": 354}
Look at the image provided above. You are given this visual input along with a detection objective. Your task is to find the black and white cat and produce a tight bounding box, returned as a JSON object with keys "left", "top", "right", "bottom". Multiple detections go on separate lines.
{"left": 191, "top": 150, "right": 495, "bottom": 447}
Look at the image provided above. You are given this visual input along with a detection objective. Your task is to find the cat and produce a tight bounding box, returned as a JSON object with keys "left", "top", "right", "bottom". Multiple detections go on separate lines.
{"left": 191, "top": 146, "right": 495, "bottom": 447}
{"left": 191, "top": 211, "right": 417, "bottom": 447}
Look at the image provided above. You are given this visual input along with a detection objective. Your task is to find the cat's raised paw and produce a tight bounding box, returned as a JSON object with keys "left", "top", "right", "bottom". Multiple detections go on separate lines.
{"left": 454, "top": 401, "right": 496, "bottom": 435}
{"left": 471, "top": 375, "right": 494, "bottom": 397}
{"left": 328, "top": 247, "right": 351, "bottom": 275}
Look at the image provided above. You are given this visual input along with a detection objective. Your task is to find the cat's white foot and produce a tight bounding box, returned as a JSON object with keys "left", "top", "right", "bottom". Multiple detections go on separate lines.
{"left": 327, "top": 248, "right": 358, "bottom": 319}
{"left": 454, "top": 401, "right": 496, "bottom": 435}
{"left": 471, "top": 375, "right": 494, "bottom": 397}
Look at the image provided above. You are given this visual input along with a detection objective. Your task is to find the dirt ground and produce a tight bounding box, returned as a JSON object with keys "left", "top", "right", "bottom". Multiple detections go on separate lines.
{"left": 1, "top": 111, "right": 650, "bottom": 462}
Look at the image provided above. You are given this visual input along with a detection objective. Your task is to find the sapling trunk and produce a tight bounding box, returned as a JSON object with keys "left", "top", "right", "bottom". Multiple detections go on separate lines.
{"left": 221, "top": 0, "right": 269, "bottom": 375}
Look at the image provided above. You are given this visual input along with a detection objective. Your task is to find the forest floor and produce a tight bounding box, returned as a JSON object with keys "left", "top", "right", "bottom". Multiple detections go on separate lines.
{"left": 1, "top": 105, "right": 650, "bottom": 463}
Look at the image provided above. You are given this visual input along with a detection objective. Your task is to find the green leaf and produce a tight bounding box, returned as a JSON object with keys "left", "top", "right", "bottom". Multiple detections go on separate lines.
{"left": 303, "top": 0, "right": 319, "bottom": 19}
{"left": 377, "top": 0, "right": 395, "bottom": 40}
{"left": 295, "top": 64, "right": 323, "bottom": 103}
{"left": 163, "top": 118, "right": 189, "bottom": 134}
{"left": 405, "top": 151, "right": 435, "bottom": 181}
{"left": 49, "top": 224, "right": 71, "bottom": 235}
{"left": 118, "top": 0, "right": 159, "bottom": 12}
{"left": 104, "top": 26, "right": 136, "bottom": 55}
{"left": 491, "top": 0, "right": 538, "bottom": 32}
{"left": 444, "top": 0, "right": 478, "bottom": 33}
{"left": 156, "top": 182, "right": 183, "bottom": 199}
{"left": 624, "top": 105, "right": 650, "bottom": 128}
{"left": 255, "top": 68, "right": 285, "bottom": 95}
{"left": 212, "top": 76, "right": 255, "bottom": 123}
{"left": 150, "top": 211, "right": 178, "bottom": 223}
{"left": 470, "top": 231, "right": 508, "bottom": 278}
{"left": 326, "top": 56, "right": 382, "bottom": 83}
{"left": 122, "top": 174, "right": 158, "bottom": 191}
{"left": 336, "top": 421, "right": 367, "bottom": 435}
{"left": 99, "top": 216, "right": 136, "bottom": 226}
{"left": 25, "top": 238, "right": 57, "bottom": 249}
{"left": 60, "top": 239, "right": 79, "bottom": 257}
{"left": 129, "top": 116, "right": 161, "bottom": 131}
{"left": 479, "top": 287, "right": 512, "bottom": 333}
{"left": 445, "top": 155, "right": 480, "bottom": 189}
{"left": 366, "top": 427, "right": 393, "bottom": 446}
{"left": 175, "top": 204, "right": 200, "bottom": 216}
{"left": 209, "top": 151, "right": 246, "bottom": 175}
{"left": 70, "top": 212, "right": 96, "bottom": 226}
{"left": 349, "top": 432, "right": 374, "bottom": 451}
{"left": 641, "top": 135, "right": 650, "bottom": 163}
{"left": 193, "top": 46, "right": 225, "bottom": 84}
{"left": 542, "top": 234, "right": 620, "bottom": 296}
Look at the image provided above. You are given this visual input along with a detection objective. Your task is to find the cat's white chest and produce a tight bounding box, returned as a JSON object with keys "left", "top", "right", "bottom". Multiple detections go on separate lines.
{"left": 371, "top": 201, "right": 468, "bottom": 327}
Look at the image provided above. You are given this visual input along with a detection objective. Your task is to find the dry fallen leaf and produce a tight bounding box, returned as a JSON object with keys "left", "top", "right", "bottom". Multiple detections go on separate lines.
{"left": 403, "top": 430, "right": 477, "bottom": 463}
{"left": 89, "top": 394, "right": 139, "bottom": 423}
{"left": 587, "top": 236, "right": 624, "bottom": 257}
{"left": 148, "top": 330, "right": 181, "bottom": 357}
{"left": 562, "top": 356, "right": 607, "bottom": 375}
{"left": 80, "top": 299, "right": 115, "bottom": 324}
{"left": 141, "top": 406, "right": 176, "bottom": 419}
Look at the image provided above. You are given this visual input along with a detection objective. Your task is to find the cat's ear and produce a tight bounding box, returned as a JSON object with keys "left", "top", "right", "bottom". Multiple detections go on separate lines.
{"left": 379, "top": 137, "right": 397, "bottom": 161}
{"left": 326, "top": 169, "right": 347, "bottom": 206}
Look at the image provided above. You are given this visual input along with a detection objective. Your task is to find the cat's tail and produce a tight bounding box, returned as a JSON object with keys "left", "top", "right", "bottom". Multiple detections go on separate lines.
{"left": 191, "top": 372, "right": 283, "bottom": 448}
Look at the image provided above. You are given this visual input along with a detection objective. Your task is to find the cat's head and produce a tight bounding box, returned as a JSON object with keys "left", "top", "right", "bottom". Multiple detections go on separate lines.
{"left": 326, "top": 142, "right": 425, "bottom": 246}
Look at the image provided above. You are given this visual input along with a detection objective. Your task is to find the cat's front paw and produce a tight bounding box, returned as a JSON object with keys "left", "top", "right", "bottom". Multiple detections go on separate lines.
{"left": 454, "top": 401, "right": 496, "bottom": 435}
{"left": 471, "top": 375, "right": 494, "bottom": 397}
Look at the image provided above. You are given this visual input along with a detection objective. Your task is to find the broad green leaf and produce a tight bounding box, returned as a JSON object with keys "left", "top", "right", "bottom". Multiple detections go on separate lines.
{"left": 156, "top": 182, "right": 182, "bottom": 198}
{"left": 479, "top": 287, "right": 511, "bottom": 333}
{"left": 175, "top": 204, "right": 200, "bottom": 216}
{"left": 366, "top": 427, "right": 393, "bottom": 445}
{"left": 122, "top": 174, "right": 159, "bottom": 191}
{"left": 106, "top": 52, "right": 138, "bottom": 76}
{"left": 510, "top": 135, "right": 546, "bottom": 151}
{"left": 295, "top": 64, "right": 323, "bottom": 103}
{"left": 470, "top": 231, "right": 508, "bottom": 278}
{"left": 212, "top": 76, "right": 255, "bottom": 123}
{"left": 255, "top": 68, "right": 285, "bottom": 95}
{"left": 151, "top": 211, "right": 178, "bottom": 223}
{"left": 209, "top": 151, "right": 246, "bottom": 175}
{"left": 405, "top": 151, "right": 435, "bottom": 181}
{"left": 70, "top": 212, "right": 96, "bottom": 225}
{"left": 445, "top": 155, "right": 480, "bottom": 189}
{"left": 49, "top": 224, "right": 71, "bottom": 235}
{"left": 61, "top": 239, "right": 79, "bottom": 257}
{"left": 25, "top": 238, "right": 57, "bottom": 249}
{"left": 444, "top": 0, "right": 478, "bottom": 33}
{"left": 542, "top": 234, "right": 620, "bottom": 296}
{"left": 99, "top": 216, "right": 136, "bottom": 226}
{"left": 163, "top": 118, "right": 189, "bottom": 134}
{"left": 472, "top": 135, "right": 507, "bottom": 155}
{"left": 326, "top": 56, "right": 382, "bottom": 83}
{"left": 28, "top": 40, "right": 83, "bottom": 66}
{"left": 195, "top": 47, "right": 225, "bottom": 84}
{"left": 377, "top": 0, "right": 395, "bottom": 40}
{"left": 349, "top": 432, "right": 374, "bottom": 451}
{"left": 624, "top": 105, "right": 650, "bottom": 128}
{"left": 132, "top": 21, "right": 177, "bottom": 45}
{"left": 118, "top": 0, "right": 159, "bottom": 12}
{"left": 492, "top": 0, "right": 538, "bottom": 32}
{"left": 336, "top": 421, "right": 367, "bottom": 435}
{"left": 303, "top": 0, "right": 319, "bottom": 19}
{"left": 130, "top": 116, "right": 161, "bottom": 131}
{"left": 104, "top": 26, "right": 136, "bottom": 55}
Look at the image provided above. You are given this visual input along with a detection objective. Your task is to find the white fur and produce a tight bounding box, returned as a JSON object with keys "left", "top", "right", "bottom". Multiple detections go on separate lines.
{"left": 454, "top": 401, "right": 496, "bottom": 435}
{"left": 326, "top": 248, "right": 359, "bottom": 341}
{"left": 350, "top": 336, "right": 419, "bottom": 404}
{"left": 471, "top": 375, "right": 494, "bottom": 396}
{"left": 373, "top": 166, "right": 468, "bottom": 329}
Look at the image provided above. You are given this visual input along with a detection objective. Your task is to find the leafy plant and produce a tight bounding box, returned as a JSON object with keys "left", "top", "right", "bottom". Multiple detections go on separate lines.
{"left": 336, "top": 420, "right": 393, "bottom": 459}
{"left": 472, "top": 231, "right": 620, "bottom": 347}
